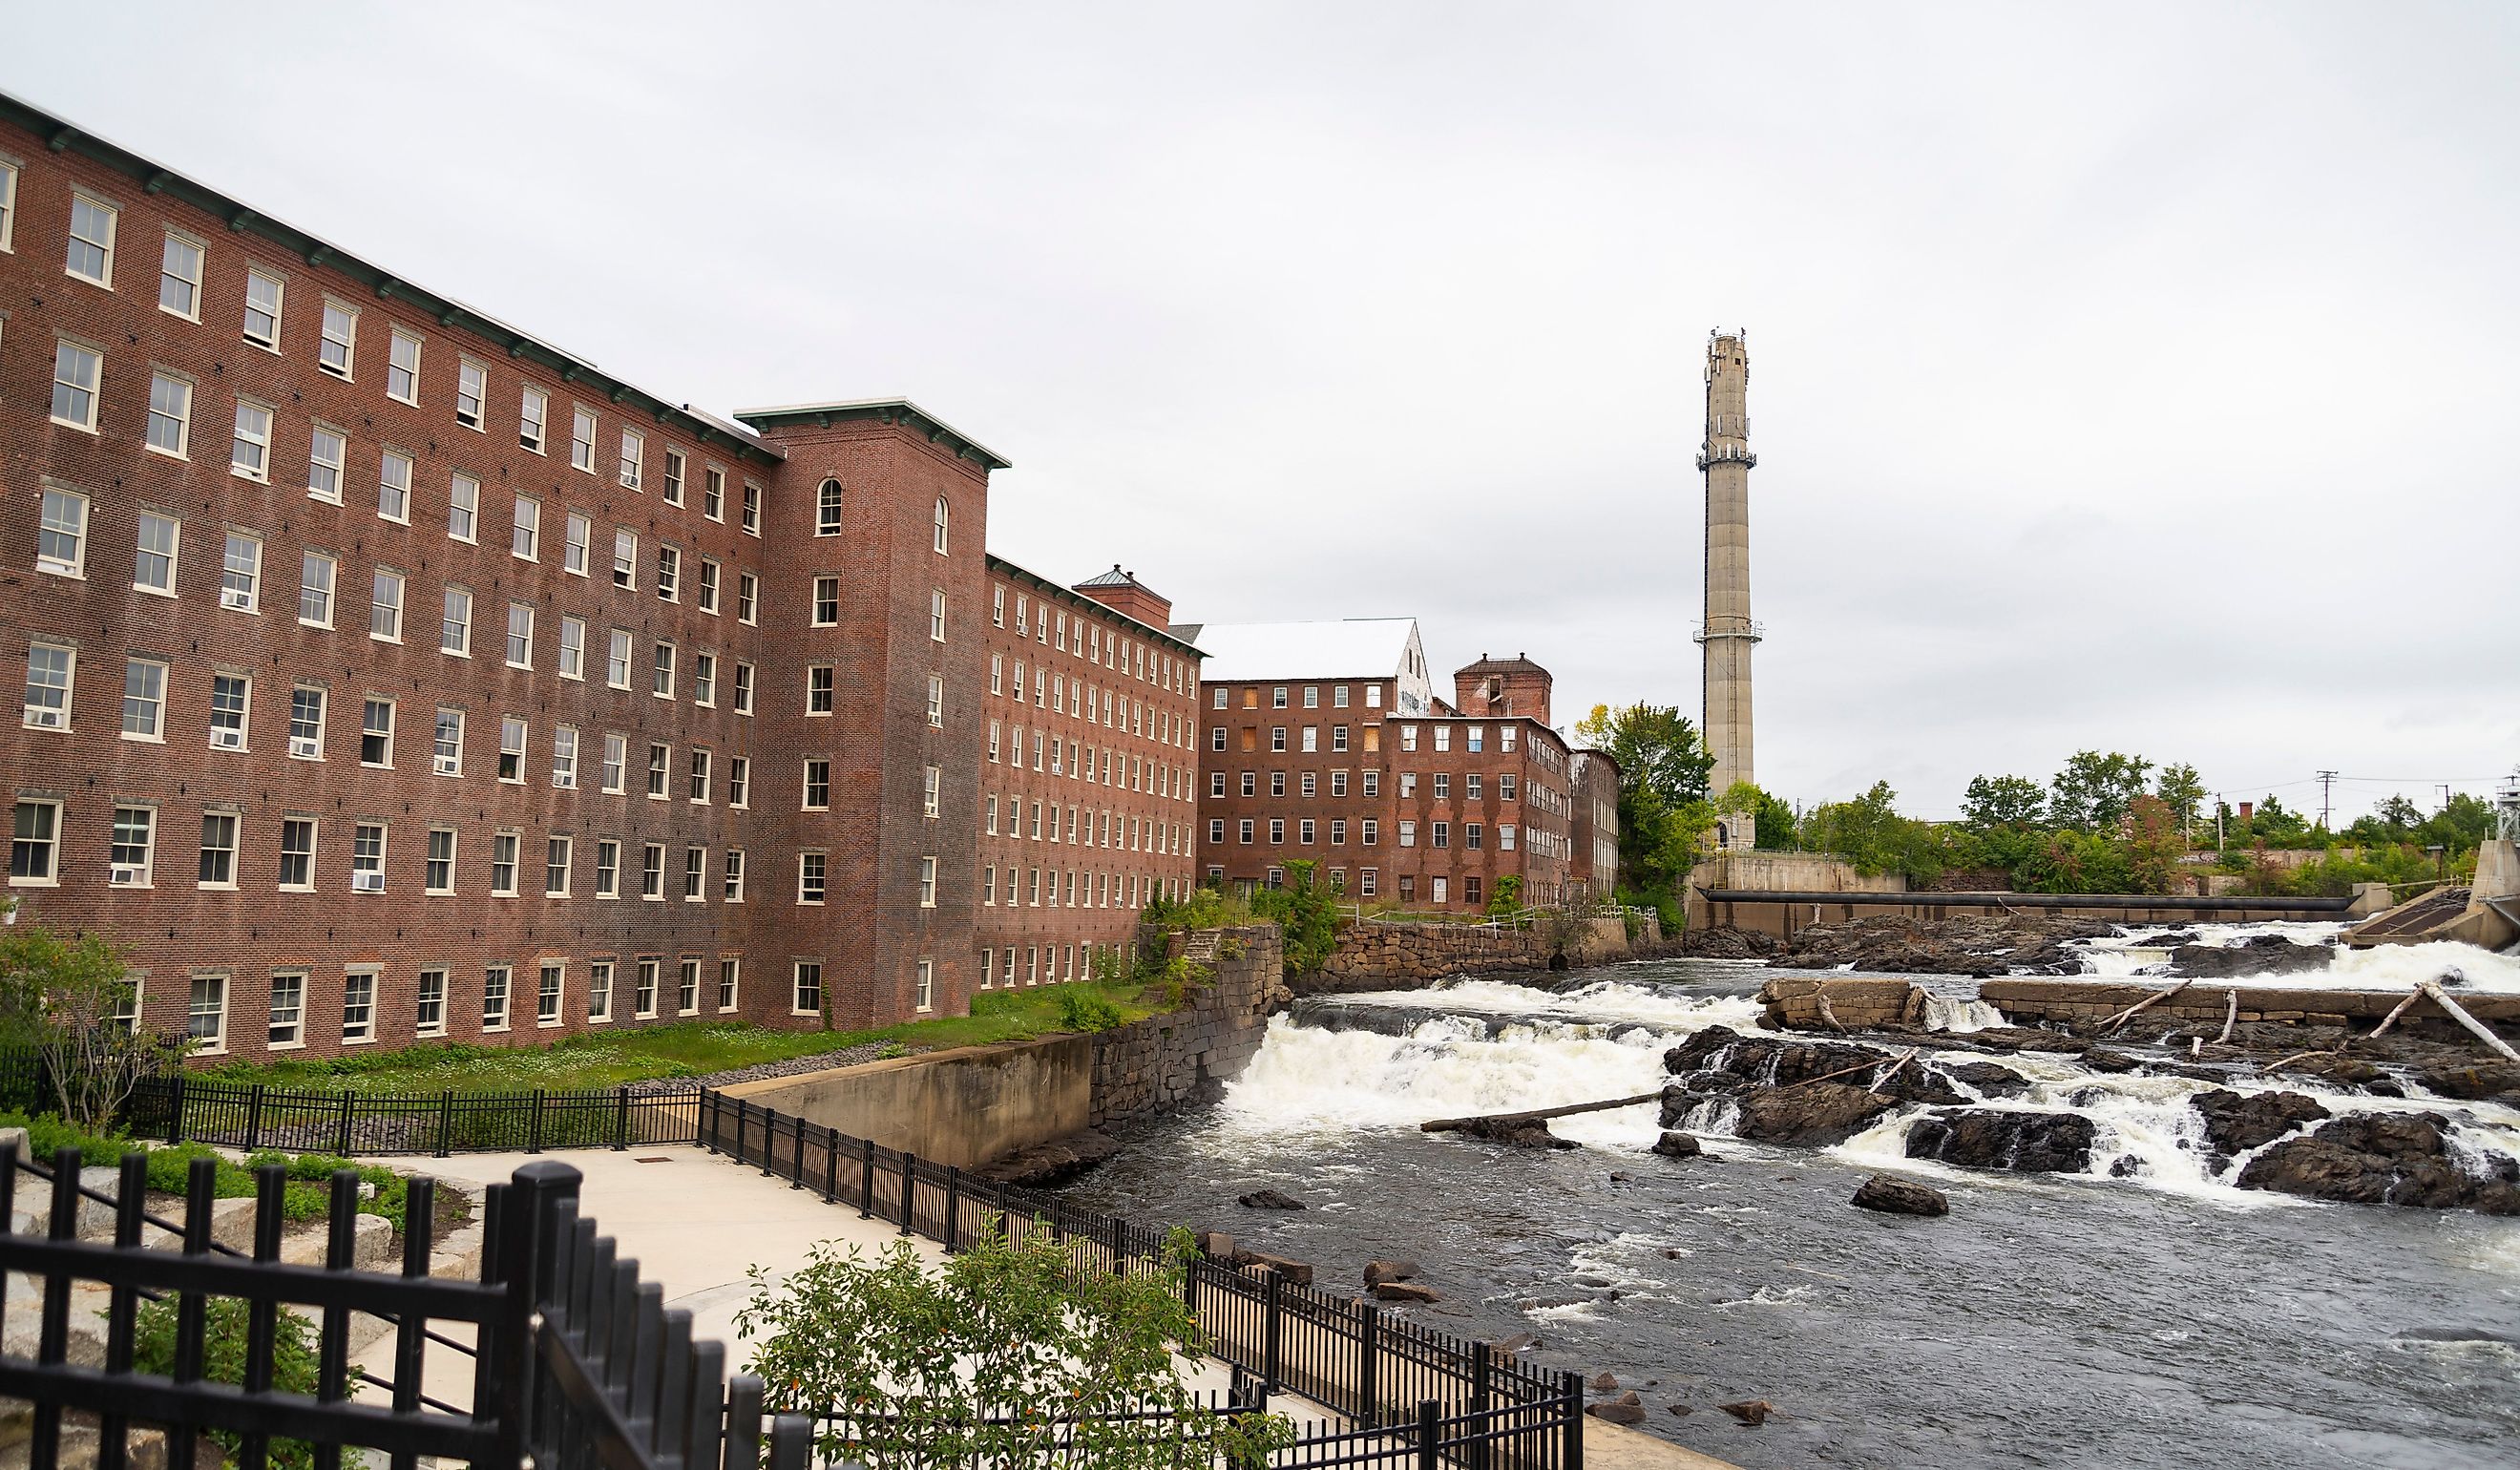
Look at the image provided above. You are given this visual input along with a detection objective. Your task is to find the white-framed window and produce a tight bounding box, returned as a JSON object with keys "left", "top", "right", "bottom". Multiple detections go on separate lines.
{"left": 914, "top": 956, "right": 935, "bottom": 1013}
{"left": 558, "top": 616, "right": 586, "bottom": 680}
{"left": 565, "top": 511, "right": 591, "bottom": 575}
{"left": 36, "top": 487, "right": 88, "bottom": 578}
{"left": 342, "top": 968, "right": 378, "bottom": 1043}
{"left": 319, "top": 301, "right": 357, "bottom": 378}
{"left": 931, "top": 589, "right": 947, "bottom": 642}
{"left": 109, "top": 804, "right": 155, "bottom": 887}
{"left": 505, "top": 602, "right": 535, "bottom": 669}
{"left": 449, "top": 472, "right": 479, "bottom": 542}
{"left": 512, "top": 495, "right": 540, "bottom": 560}
{"left": 744, "top": 481, "right": 763, "bottom": 535}
{"left": 187, "top": 974, "right": 227, "bottom": 1051}
{"left": 131, "top": 238, "right": 196, "bottom": 331}
{"left": 691, "top": 651, "right": 718, "bottom": 708}
{"left": 646, "top": 743, "right": 670, "bottom": 799}
{"left": 704, "top": 465, "right": 725, "bottom": 521}
{"left": 351, "top": 821, "right": 388, "bottom": 892}
{"left": 793, "top": 961, "right": 823, "bottom": 1016}
{"left": 927, "top": 675, "right": 944, "bottom": 728}
{"left": 656, "top": 544, "right": 679, "bottom": 601}
{"left": 619, "top": 429, "right": 642, "bottom": 490}
{"left": 571, "top": 407, "right": 597, "bottom": 472}
{"left": 287, "top": 685, "right": 326, "bottom": 761}
{"left": 652, "top": 641, "right": 676, "bottom": 699}
{"left": 370, "top": 567, "right": 405, "bottom": 641}
{"left": 605, "top": 629, "right": 632, "bottom": 690}
{"left": 803, "top": 759, "right": 830, "bottom": 809}
{"left": 688, "top": 748, "right": 712, "bottom": 804}
{"left": 923, "top": 765, "right": 941, "bottom": 818}
{"left": 298, "top": 550, "right": 336, "bottom": 628}
{"left": 728, "top": 756, "right": 750, "bottom": 808}
{"left": 538, "top": 961, "right": 566, "bottom": 1026}
{"left": 520, "top": 386, "right": 548, "bottom": 452}
{"left": 810, "top": 575, "right": 839, "bottom": 626}
{"left": 224, "top": 534, "right": 268, "bottom": 622}
{"left": 553, "top": 724, "right": 579, "bottom": 789}
{"left": 612, "top": 528, "right": 637, "bottom": 589}
{"left": 51, "top": 341, "right": 101, "bottom": 431}
{"left": 737, "top": 572, "right": 758, "bottom": 623}
{"left": 416, "top": 968, "right": 448, "bottom": 1037}
{"left": 718, "top": 957, "right": 741, "bottom": 1011}
{"left": 682, "top": 850, "right": 705, "bottom": 905}
{"left": 807, "top": 665, "right": 834, "bottom": 715}
{"left": 483, "top": 965, "right": 512, "bottom": 1032}
{"left": 0, "top": 159, "right": 12, "bottom": 251}
{"left": 277, "top": 815, "right": 318, "bottom": 888}
{"left": 243, "top": 268, "right": 284, "bottom": 349}
{"left": 918, "top": 856, "right": 937, "bottom": 907}
{"left": 490, "top": 830, "right": 520, "bottom": 895}
{"left": 797, "top": 851, "right": 827, "bottom": 905}
{"left": 498, "top": 715, "right": 528, "bottom": 783}
{"left": 586, "top": 960, "right": 614, "bottom": 1023}
{"left": 267, "top": 970, "right": 306, "bottom": 1048}
{"left": 360, "top": 696, "right": 394, "bottom": 766}
{"left": 640, "top": 844, "right": 665, "bottom": 901}
{"left": 934, "top": 496, "right": 950, "bottom": 555}
{"left": 426, "top": 827, "right": 458, "bottom": 892}
{"left": 10, "top": 798, "right": 63, "bottom": 885}
{"left": 455, "top": 359, "right": 487, "bottom": 429}
{"left": 816, "top": 478, "right": 843, "bottom": 536}
{"left": 197, "top": 811, "right": 239, "bottom": 888}
{"left": 442, "top": 586, "right": 472, "bottom": 656}
{"left": 377, "top": 449, "right": 412, "bottom": 523}
{"left": 595, "top": 839, "right": 620, "bottom": 898}
{"left": 698, "top": 557, "right": 720, "bottom": 614}
{"left": 734, "top": 662, "right": 755, "bottom": 715}
{"left": 134, "top": 510, "right": 179, "bottom": 595}
{"left": 388, "top": 329, "right": 422, "bottom": 404}
{"left": 432, "top": 708, "right": 464, "bottom": 778}
{"left": 65, "top": 192, "right": 116, "bottom": 286}
{"left": 230, "top": 400, "right": 272, "bottom": 481}
{"left": 723, "top": 849, "right": 746, "bottom": 902}
{"left": 306, "top": 426, "right": 346, "bottom": 502}
{"left": 145, "top": 373, "right": 192, "bottom": 458}
{"left": 546, "top": 833, "right": 574, "bottom": 893}
{"left": 594, "top": 732, "right": 624, "bottom": 794}
{"left": 662, "top": 449, "right": 685, "bottom": 505}
{"left": 207, "top": 673, "right": 249, "bottom": 749}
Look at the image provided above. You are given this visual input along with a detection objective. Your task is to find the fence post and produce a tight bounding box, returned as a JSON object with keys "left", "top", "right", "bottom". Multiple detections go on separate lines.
{"left": 244, "top": 1083, "right": 264, "bottom": 1152}
{"left": 335, "top": 1092, "right": 355, "bottom": 1156}
{"left": 166, "top": 1074, "right": 186, "bottom": 1144}
{"left": 1560, "top": 1369, "right": 1583, "bottom": 1470}
{"left": 858, "top": 1137, "right": 875, "bottom": 1220}
{"left": 1417, "top": 1399, "right": 1440, "bottom": 1470}
{"left": 897, "top": 1151, "right": 917, "bottom": 1236}
{"left": 1263, "top": 1271, "right": 1283, "bottom": 1390}
{"left": 491, "top": 1160, "right": 585, "bottom": 1470}
{"left": 1471, "top": 1347, "right": 1493, "bottom": 1470}
{"left": 1358, "top": 1302, "right": 1380, "bottom": 1423}
{"left": 822, "top": 1125, "right": 839, "bottom": 1202}
{"left": 698, "top": 1089, "right": 717, "bottom": 1154}
{"left": 437, "top": 1090, "right": 454, "bottom": 1157}
{"left": 730, "top": 1099, "right": 748, "bottom": 1166}
{"left": 528, "top": 1089, "right": 547, "bottom": 1154}
{"left": 790, "top": 1113, "right": 808, "bottom": 1189}
{"left": 613, "top": 1086, "right": 631, "bottom": 1150}
{"left": 943, "top": 1166, "right": 960, "bottom": 1251}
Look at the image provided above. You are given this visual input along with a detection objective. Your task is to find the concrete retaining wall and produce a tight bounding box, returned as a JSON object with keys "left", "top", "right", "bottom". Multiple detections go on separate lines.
{"left": 723, "top": 925, "right": 1285, "bottom": 1166}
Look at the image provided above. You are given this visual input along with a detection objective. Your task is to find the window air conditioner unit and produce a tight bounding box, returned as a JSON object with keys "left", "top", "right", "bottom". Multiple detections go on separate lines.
{"left": 25, "top": 708, "right": 62, "bottom": 729}
{"left": 221, "top": 588, "right": 253, "bottom": 611}
{"left": 434, "top": 755, "right": 461, "bottom": 776}
{"left": 352, "top": 871, "right": 386, "bottom": 892}
{"left": 290, "top": 736, "right": 320, "bottom": 759}
{"left": 211, "top": 727, "right": 244, "bottom": 749}
{"left": 110, "top": 866, "right": 144, "bottom": 887}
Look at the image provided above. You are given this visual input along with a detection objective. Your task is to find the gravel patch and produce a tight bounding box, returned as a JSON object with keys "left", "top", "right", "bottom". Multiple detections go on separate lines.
{"left": 621, "top": 1041, "right": 924, "bottom": 1096}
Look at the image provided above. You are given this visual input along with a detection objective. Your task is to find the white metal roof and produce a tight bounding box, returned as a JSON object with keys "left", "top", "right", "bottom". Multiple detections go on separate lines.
{"left": 1179, "top": 619, "right": 1419, "bottom": 682}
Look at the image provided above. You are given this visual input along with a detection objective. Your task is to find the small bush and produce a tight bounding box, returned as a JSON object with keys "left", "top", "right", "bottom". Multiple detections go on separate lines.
{"left": 133, "top": 1295, "right": 320, "bottom": 1470}
{"left": 1054, "top": 986, "right": 1126, "bottom": 1033}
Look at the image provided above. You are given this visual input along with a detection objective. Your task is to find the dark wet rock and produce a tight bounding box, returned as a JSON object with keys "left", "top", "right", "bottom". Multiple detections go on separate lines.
{"left": 2394, "top": 1325, "right": 2520, "bottom": 1345}
{"left": 1460, "top": 1116, "right": 1580, "bottom": 1150}
{"left": 1719, "top": 1399, "right": 1777, "bottom": 1426}
{"left": 969, "top": 1128, "right": 1121, "bottom": 1187}
{"left": 1651, "top": 1131, "right": 1706, "bottom": 1160}
{"left": 2165, "top": 935, "right": 2334, "bottom": 978}
{"left": 1586, "top": 1392, "right": 1645, "bottom": 1424}
{"left": 2109, "top": 1154, "right": 2142, "bottom": 1177}
{"left": 1737, "top": 1083, "right": 1900, "bottom": 1147}
{"left": 1372, "top": 1280, "right": 1440, "bottom": 1304}
{"left": 1852, "top": 1173, "right": 1949, "bottom": 1216}
{"left": 2236, "top": 1111, "right": 2513, "bottom": 1210}
{"left": 1364, "top": 1259, "right": 1418, "bottom": 1288}
{"left": 1237, "top": 1187, "right": 1305, "bottom": 1210}
{"left": 1904, "top": 1109, "right": 2095, "bottom": 1173}
{"left": 1667, "top": 1402, "right": 1693, "bottom": 1417}
{"left": 1662, "top": 1027, "right": 1965, "bottom": 1104}
{"left": 1964, "top": 1026, "right": 2091, "bottom": 1055}
{"left": 1494, "top": 1333, "right": 1540, "bottom": 1354}
{"left": 1232, "top": 1250, "right": 1313, "bottom": 1285}
{"left": 2415, "top": 1062, "right": 2520, "bottom": 1104}
{"left": 1607, "top": 1171, "right": 1632, "bottom": 1183}
{"left": 1765, "top": 914, "right": 2118, "bottom": 976}
{"left": 2143, "top": 1061, "right": 2233, "bottom": 1083}
{"left": 2192, "top": 1089, "right": 2331, "bottom": 1160}
{"left": 2081, "top": 1046, "right": 2141, "bottom": 1073}
{"left": 2141, "top": 929, "right": 2197, "bottom": 946}
{"left": 1678, "top": 925, "right": 1778, "bottom": 959}
{"left": 1589, "top": 1372, "right": 1620, "bottom": 1392}
{"left": 1938, "top": 1060, "right": 2031, "bottom": 1098}
{"left": 2285, "top": 1056, "right": 2385, "bottom": 1089}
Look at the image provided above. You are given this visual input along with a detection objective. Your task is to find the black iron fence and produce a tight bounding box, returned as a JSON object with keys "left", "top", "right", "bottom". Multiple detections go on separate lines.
{"left": 0, "top": 1142, "right": 811, "bottom": 1470}
{"left": 699, "top": 1091, "right": 1586, "bottom": 1469}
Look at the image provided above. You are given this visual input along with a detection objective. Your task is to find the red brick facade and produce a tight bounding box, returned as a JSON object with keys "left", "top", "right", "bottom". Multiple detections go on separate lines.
{"left": 0, "top": 94, "right": 1180, "bottom": 1061}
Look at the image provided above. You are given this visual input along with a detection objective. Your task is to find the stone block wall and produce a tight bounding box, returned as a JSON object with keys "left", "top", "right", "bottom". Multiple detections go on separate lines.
{"left": 1087, "top": 925, "right": 1283, "bottom": 1128}
{"left": 1303, "top": 922, "right": 1548, "bottom": 993}
{"left": 1759, "top": 977, "right": 1922, "bottom": 1031}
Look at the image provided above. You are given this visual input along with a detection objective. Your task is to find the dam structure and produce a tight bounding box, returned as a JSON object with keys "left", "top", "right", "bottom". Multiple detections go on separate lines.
{"left": 1698, "top": 331, "right": 1760, "bottom": 849}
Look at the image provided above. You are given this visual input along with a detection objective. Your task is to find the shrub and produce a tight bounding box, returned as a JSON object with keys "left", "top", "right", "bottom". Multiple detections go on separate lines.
{"left": 1055, "top": 986, "right": 1126, "bottom": 1034}
{"left": 133, "top": 1294, "right": 320, "bottom": 1470}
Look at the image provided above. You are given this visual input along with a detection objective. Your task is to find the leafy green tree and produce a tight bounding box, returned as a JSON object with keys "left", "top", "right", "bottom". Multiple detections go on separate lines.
{"left": 2248, "top": 794, "right": 2315, "bottom": 848}
{"left": 1960, "top": 774, "right": 2047, "bottom": 830}
{"left": 0, "top": 913, "right": 190, "bottom": 1130}
{"left": 1802, "top": 781, "right": 1946, "bottom": 883}
{"left": 2046, "top": 751, "right": 2154, "bottom": 832}
{"left": 1573, "top": 704, "right": 1718, "bottom": 905}
{"left": 1485, "top": 872, "right": 1523, "bottom": 916}
{"left": 2419, "top": 792, "right": 2496, "bottom": 851}
{"left": 736, "top": 1228, "right": 1291, "bottom": 1470}
{"left": 136, "top": 1296, "right": 321, "bottom": 1470}
{"left": 2153, "top": 763, "right": 2207, "bottom": 841}
{"left": 1712, "top": 782, "right": 1798, "bottom": 850}
{"left": 1250, "top": 859, "right": 1338, "bottom": 976}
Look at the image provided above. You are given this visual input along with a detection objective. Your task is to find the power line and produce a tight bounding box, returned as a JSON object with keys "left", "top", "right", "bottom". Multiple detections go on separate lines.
{"left": 2317, "top": 770, "right": 2339, "bottom": 830}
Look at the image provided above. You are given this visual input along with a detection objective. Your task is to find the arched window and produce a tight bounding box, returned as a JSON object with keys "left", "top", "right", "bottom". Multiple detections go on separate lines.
{"left": 816, "top": 479, "right": 843, "bottom": 536}
{"left": 934, "top": 495, "right": 950, "bottom": 555}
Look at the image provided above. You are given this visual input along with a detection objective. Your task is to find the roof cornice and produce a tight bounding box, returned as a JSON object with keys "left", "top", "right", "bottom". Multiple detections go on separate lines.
{"left": 983, "top": 553, "right": 1201, "bottom": 657}
{"left": 734, "top": 399, "right": 1011, "bottom": 472}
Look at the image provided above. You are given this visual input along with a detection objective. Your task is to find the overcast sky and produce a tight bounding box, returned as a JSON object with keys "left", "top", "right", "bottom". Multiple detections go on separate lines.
{"left": 10, "top": 2, "right": 2514, "bottom": 823}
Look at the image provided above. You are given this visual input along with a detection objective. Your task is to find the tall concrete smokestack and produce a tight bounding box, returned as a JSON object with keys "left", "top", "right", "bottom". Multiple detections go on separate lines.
{"left": 1698, "top": 331, "right": 1759, "bottom": 835}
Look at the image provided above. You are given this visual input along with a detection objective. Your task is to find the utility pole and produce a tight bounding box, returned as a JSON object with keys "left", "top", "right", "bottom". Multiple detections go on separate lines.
{"left": 2317, "top": 769, "right": 2339, "bottom": 832}
{"left": 2216, "top": 794, "right": 2226, "bottom": 855}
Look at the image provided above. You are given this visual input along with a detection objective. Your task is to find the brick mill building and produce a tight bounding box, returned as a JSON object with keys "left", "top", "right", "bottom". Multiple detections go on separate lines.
{"left": 0, "top": 93, "right": 1200, "bottom": 1061}
{"left": 1179, "top": 620, "right": 1616, "bottom": 911}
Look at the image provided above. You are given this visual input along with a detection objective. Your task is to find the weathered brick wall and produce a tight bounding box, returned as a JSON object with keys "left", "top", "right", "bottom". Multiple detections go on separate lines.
{"left": 1087, "top": 925, "right": 1281, "bottom": 1127}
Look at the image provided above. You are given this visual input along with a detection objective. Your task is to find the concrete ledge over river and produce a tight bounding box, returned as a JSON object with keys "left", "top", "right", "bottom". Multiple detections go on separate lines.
{"left": 1762, "top": 975, "right": 2520, "bottom": 1044}
{"left": 1700, "top": 888, "right": 2383, "bottom": 941}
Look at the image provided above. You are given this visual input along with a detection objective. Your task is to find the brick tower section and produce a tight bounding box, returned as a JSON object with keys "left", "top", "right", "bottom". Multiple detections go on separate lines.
{"left": 1697, "top": 331, "right": 1759, "bottom": 806}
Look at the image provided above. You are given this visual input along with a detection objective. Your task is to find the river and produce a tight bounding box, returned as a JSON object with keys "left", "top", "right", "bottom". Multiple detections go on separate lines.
{"left": 1055, "top": 938, "right": 2520, "bottom": 1470}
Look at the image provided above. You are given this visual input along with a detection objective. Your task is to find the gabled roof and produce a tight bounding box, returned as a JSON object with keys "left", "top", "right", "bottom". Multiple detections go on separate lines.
{"left": 1456, "top": 653, "right": 1551, "bottom": 677}
{"left": 1074, "top": 564, "right": 1153, "bottom": 592}
{"left": 1173, "top": 619, "right": 1418, "bottom": 683}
